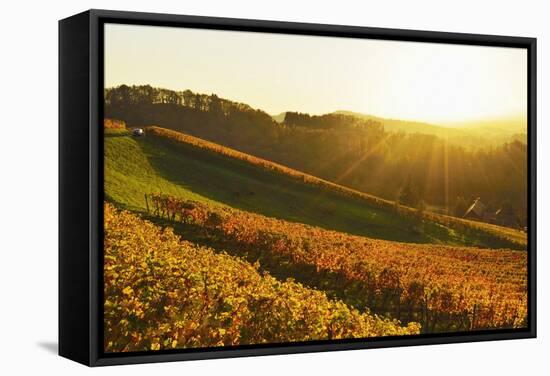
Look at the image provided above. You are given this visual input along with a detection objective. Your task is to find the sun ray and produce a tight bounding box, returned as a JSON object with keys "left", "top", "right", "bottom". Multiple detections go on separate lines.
{"left": 334, "top": 133, "right": 391, "bottom": 186}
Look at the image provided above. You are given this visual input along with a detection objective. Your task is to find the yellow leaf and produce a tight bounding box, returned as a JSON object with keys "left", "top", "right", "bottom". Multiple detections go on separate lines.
{"left": 122, "top": 286, "right": 134, "bottom": 296}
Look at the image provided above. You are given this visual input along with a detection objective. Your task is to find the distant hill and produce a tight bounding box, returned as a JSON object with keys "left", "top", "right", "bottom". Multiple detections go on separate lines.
{"left": 334, "top": 110, "right": 527, "bottom": 146}
{"left": 334, "top": 110, "right": 461, "bottom": 136}
{"left": 271, "top": 112, "right": 286, "bottom": 123}
{"left": 451, "top": 116, "right": 527, "bottom": 132}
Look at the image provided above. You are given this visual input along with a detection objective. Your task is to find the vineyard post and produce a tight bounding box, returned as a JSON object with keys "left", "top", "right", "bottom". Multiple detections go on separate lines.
{"left": 144, "top": 193, "right": 150, "bottom": 213}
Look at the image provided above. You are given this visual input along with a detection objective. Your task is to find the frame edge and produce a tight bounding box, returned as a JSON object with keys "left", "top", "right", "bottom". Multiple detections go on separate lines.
{"left": 59, "top": 10, "right": 93, "bottom": 366}
{"left": 65, "top": 8, "right": 537, "bottom": 366}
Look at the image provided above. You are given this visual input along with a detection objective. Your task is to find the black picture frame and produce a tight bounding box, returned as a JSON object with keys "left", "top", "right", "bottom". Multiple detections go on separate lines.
{"left": 59, "top": 9, "right": 537, "bottom": 367}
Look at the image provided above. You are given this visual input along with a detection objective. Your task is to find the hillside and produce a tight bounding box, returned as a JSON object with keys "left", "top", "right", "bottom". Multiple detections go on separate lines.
{"left": 104, "top": 126, "right": 525, "bottom": 249}
{"left": 104, "top": 203, "right": 418, "bottom": 352}
{"left": 143, "top": 196, "right": 527, "bottom": 332}
{"left": 334, "top": 110, "right": 464, "bottom": 137}
{"left": 105, "top": 86, "right": 528, "bottom": 223}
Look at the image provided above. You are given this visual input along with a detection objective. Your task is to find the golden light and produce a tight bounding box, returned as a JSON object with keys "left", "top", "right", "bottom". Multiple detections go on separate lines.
{"left": 105, "top": 24, "right": 527, "bottom": 126}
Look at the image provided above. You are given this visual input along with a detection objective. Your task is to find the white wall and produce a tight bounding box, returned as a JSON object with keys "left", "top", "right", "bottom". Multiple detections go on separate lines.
{"left": 0, "top": 0, "right": 546, "bottom": 374}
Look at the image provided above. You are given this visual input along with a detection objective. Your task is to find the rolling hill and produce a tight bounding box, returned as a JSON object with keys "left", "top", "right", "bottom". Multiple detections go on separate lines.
{"left": 104, "top": 125, "right": 525, "bottom": 249}
{"left": 105, "top": 86, "right": 528, "bottom": 220}
{"left": 334, "top": 110, "right": 527, "bottom": 146}
{"left": 334, "top": 110, "right": 460, "bottom": 137}
{"left": 271, "top": 112, "right": 286, "bottom": 123}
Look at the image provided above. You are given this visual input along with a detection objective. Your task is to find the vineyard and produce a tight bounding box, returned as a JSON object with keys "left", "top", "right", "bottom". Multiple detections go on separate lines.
{"left": 144, "top": 194, "right": 528, "bottom": 333}
{"left": 103, "top": 123, "right": 528, "bottom": 351}
{"left": 105, "top": 126, "right": 525, "bottom": 249}
{"left": 145, "top": 126, "right": 527, "bottom": 250}
{"left": 104, "top": 203, "right": 419, "bottom": 352}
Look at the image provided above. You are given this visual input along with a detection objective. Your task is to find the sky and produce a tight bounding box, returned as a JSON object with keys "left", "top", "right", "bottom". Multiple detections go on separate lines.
{"left": 104, "top": 23, "right": 527, "bottom": 126}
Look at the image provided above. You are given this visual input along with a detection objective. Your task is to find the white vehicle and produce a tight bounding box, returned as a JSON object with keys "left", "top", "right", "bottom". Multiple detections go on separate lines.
{"left": 132, "top": 128, "right": 144, "bottom": 137}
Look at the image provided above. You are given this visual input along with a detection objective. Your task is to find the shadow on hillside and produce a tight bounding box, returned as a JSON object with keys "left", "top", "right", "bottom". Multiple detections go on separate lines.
{"left": 134, "top": 135, "right": 438, "bottom": 245}
{"left": 128, "top": 134, "right": 523, "bottom": 250}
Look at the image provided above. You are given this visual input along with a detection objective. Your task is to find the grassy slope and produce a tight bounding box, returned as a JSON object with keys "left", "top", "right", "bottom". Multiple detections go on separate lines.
{"left": 104, "top": 128, "right": 525, "bottom": 249}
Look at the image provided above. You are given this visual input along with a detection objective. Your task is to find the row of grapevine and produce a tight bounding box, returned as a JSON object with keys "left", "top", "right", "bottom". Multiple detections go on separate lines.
{"left": 104, "top": 203, "right": 419, "bottom": 352}
{"left": 145, "top": 194, "right": 528, "bottom": 332}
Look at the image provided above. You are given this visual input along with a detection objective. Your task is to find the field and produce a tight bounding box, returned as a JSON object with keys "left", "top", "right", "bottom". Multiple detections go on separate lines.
{"left": 103, "top": 124, "right": 528, "bottom": 351}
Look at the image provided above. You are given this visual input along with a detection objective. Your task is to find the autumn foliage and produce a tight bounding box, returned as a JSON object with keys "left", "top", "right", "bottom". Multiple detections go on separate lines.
{"left": 147, "top": 194, "right": 528, "bottom": 332}
{"left": 104, "top": 118, "right": 126, "bottom": 129}
{"left": 104, "top": 203, "right": 419, "bottom": 352}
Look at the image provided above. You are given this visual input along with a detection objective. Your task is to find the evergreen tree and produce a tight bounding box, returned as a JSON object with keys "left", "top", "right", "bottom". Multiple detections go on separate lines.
{"left": 398, "top": 177, "right": 420, "bottom": 207}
